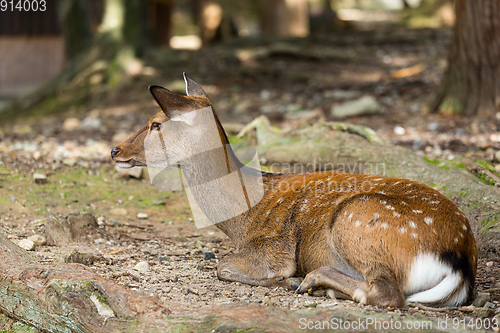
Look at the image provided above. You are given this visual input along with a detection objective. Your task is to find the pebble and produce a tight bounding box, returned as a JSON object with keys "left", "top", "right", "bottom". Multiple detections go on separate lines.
{"left": 137, "top": 213, "right": 148, "bottom": 219}
{"left": 33, "top": 151, "right": 42, "bottom": 160}
{"left": 203, "top": 251, "right": 216, "bottom": 260}
{"left": 134, "top": 261, "right": 149, "bottom": 272}
{"left": 94, "top": 238, "right": 105, "bottom": 244}
{"left": 63, "top": 158, "right": 78, "bottom": 167}
{"left": 33, "top": 173, "right": 47, "bottom": 184}
{"left": 17, "top": 239, "right": 35, "bottom": 251}
{"left": 196, "top": 264, "right": 204, "bottom": 270}
{"left": 394, "top": 126, "right": 406, "bottom": 135}
{"left": 263, "top": 296, "right": 273, "bottom": 306}
{"left": 97, "top": 216, "right": 105, "bottom": 225}
{"left": 110, "top": 208, "right": 127, "bottom": 216}
{"left": 428, "top": 122, "right": 439, "bottom": 131}
{"left": 158, "top": 256, "right": 168, "bottom": 264}
{"left": 27, "top": 234, "right": 46, "bottom": 246}
{"left": 62, "top": 118, "right": 81, "bottom": 131}
{"left": 472, "top": 292, "right": 490, "bottom": 307}
{"left": 486, "top": 261, "right": 494, "bottom": 267}
{"left": 331, "top": 95, "right": 380, "bottom": 118}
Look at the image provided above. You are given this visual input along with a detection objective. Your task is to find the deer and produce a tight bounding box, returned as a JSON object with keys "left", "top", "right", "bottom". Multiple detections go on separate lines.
{"left": 111, "top": 73, "right": 477, "bottom": 308}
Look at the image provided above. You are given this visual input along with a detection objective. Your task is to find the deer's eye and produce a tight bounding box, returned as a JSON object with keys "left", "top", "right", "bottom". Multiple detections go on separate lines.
{"left": 151, "top": 122, "right": 161, "bottom": 130}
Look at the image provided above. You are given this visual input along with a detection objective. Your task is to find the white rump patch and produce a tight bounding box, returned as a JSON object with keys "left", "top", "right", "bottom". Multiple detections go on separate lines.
{"left": 405, "top": 253, "right": 467, "bottom": 306}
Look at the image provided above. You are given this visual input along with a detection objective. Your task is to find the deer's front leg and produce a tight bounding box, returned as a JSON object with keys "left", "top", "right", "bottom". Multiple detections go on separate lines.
{"left": 217, "top": 241, "right": 301, "bottom": 290}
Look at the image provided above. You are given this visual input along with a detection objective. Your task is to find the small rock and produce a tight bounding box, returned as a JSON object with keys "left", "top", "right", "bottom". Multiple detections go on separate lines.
{"left": 62, "top": 118, "right": 81, "bottom": 131}
{"left": 203, "top": 251, "right": 216, "bottom": 260}
{"left": 196, "top": 264, "right": 204, "bottom": 270}
{"left": 428, "top": 122, "right": 439, "bottom": 131}
{"left": 331, "top": 95, "right": 380, "bottom": 119}
{"left": 110, "top": 208, "right": 128, "bottom": 216}
{"left": 17, "top": 239, "right": 35, "bottom": 251}
{"left": 495, "top": 150, "right": 500, "bottom": 162}
{"left": 326, "top": 289, "right": 336, "bottom": 299}
{"left": 472, "top": 307, "right": 494, "bottom": 318}
{"left": 33, "top": 173, "right": 47, "bottom": 184}
{"left": 97, "top": 216, "right": 105, "bottom": 225}
{"left": 9, "top": 196, "right": 15, "bottom": 203}
{"left": 80, "top": 117, "right": 102, "bottom": 130}
{"left": 137, "top": 213, "right": 148, "bottom": 219}
{"left": 193, "top": 241, "right": 203, "bottom": 248}
{"left": 172, "top": 277, "right": 178, "bottom": 282}
{"left": 134, "top": 261, "right": 149, "bottom": 272}
{"left": 27, "top": 234, "right": 46, "bottom": 246}
{"left": 63, "top": 158, "right": 78, "bottom": 167}
{"left": 263, "top": 296, "right": 273, "bottom": 306}
{"left": 484, "top": 302, "right": 495, "bottom": 309}
{"left": 486, "top": 261, "right": 494, "bottom": 267}
{"left": 473, "top": 292, "right": 491, "bottom": 307}
{"left": 158, "top": 256, "right": 168, "bottom": 264}
{"left": 94, "top": 238, "right": 105, "bottom": 244}
{"left": 182, "top": 288, "right": 191, "bottom": 295}
{"left": 33, "top": 151, "right": 42, "bottom": 160}
{"left": 304, "top": 302, "right": 318, "bottom": 308}
{"left": 310, "top": 289, "right": 327, "bottom": 297}
{"left": 394, "top": 126, "right": 406, "bottom": 135}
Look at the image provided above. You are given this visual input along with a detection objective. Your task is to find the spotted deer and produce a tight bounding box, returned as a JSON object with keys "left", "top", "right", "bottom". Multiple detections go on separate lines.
{"left": 111, "top": 74, "right": 477, "bottom": 307}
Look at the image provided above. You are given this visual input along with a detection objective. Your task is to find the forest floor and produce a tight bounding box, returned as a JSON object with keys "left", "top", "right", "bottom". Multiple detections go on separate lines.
{"left": 0, "top": 27, "right": 500, "bottom": 331}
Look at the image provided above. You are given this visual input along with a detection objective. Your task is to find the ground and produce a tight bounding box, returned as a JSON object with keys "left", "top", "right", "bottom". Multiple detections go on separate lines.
{"left": 0, "top": 27, "right": 499, "bottom": 330}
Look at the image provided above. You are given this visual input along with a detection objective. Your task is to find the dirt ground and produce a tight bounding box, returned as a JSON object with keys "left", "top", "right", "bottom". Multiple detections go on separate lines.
{"left": 0, "top": 27, "right": 500, "bottom": 329}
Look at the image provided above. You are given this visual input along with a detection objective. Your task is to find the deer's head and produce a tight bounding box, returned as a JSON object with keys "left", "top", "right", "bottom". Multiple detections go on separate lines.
{"left": 111, "top": 74, "right": 228, "bottom": 170}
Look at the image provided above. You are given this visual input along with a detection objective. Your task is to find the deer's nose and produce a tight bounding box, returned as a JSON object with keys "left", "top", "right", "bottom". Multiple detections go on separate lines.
{"left": 111, "top": 147, "right": 121, "bottom": 159}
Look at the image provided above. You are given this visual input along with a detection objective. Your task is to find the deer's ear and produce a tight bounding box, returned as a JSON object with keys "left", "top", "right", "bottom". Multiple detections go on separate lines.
{"left": 149, "top": 85, "right": 190, "bottom": 118}
{"left": 183, "top": 72, "right": 207, "bottom": 98}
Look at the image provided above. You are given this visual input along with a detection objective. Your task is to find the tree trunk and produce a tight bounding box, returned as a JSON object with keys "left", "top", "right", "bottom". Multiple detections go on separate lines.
{"left": 59, "top": 0, "right": 93, "bottom": 59}
{"left": 258, "top": 0, "right": 309, "bottom": 37}
{"left": 431, "top": 0, "right": 500, "bottom": 116}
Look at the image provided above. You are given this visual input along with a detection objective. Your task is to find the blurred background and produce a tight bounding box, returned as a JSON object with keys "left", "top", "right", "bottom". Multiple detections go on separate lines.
{"left": 0, "top": 0, "right": 499, "bottom": 171}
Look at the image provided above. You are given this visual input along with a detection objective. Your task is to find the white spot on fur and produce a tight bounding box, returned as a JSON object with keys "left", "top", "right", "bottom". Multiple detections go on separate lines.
{"left": 277, "top": 197, "right": 283, "bottom": 204}
{"left": 406, "top": 183, "right": 413, "bottom": 187}
{"left": 413, "top": 210, "right": 422, "bottom": 214}
{"left": 377, "top": 191, "right": 387, "bottom": 195}
{"left": 408, "top": 221, "right": 416, "bottom": 228}
{"left": 454, "top": 237, "right": 459, "bottom": 243}
{"left": 429, "top": 201, "right": 440, "bottom": 204}
{"left": 412, "top": 233, "right": 418, "bottom": 239}
{"left": 386, "top": 205, "right": 395, "bottom": 210}
{"left": 405, "top": 253, "right": 468, "bottom": 306}
{"left": 393, "top": 181, "right": 400, "bottom": 185}
{"left": 393, "top": 211, "right": 401, "bottom": 217}
{"left": 380, "top": 200, "right": 387, "bottom": 205}
{"left": 373, "top": 212, "right": 380, "bottom": 219}
{"left": 424, "top": 217, "right": 433, "bottom": 225}
{"left": 355, "top": 220, "right": 361, "bottom": 227}
{"left": 459, "top": 232, "right": 464, "bottom": 238}
{"left": 381, "top": 223, "right": 388, "bottom": 229}
{"left": 353, "top": 289, "right": 367, "bottom": 304}
{"left": 266, "top": 210, "right": 271, "bottom": 217}
{"left": 348, "top": 213, "right": 353, "bottom": 220}
{"left": 400, "top": 201, "right": 408, "bottom": 205}
{"left": 399, "top": 227, "right": 407, "bottom": 234}
{"left": 462, "top": 224, "right": 468, "bottom": 231}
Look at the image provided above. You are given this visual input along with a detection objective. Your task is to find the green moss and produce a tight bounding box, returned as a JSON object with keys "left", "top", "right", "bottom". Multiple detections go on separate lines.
{"left": 476, "top": 172, "right": 495, "bottom": 186}
{"left": 423, "top": 157, "right": 442, "bottom": 166}
{"left": 459, "top": 190, "right": 470, "bottom": 198}
{"left": 451, "top": 161, "right": 468, "bottom": 171}
{"left": 439, "top": 165, "right": 451, "bottom": 170}
{"left": 474, "top": 160, "right": 496, "bottom": 172}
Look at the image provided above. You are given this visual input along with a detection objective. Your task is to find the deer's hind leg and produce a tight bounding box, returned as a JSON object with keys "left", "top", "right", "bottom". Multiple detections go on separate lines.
{"left": 296, "top": 266, "right": 405, "bottom": 307}
{"left": 217, "top": 239, "right": 302, "bottom": 291}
